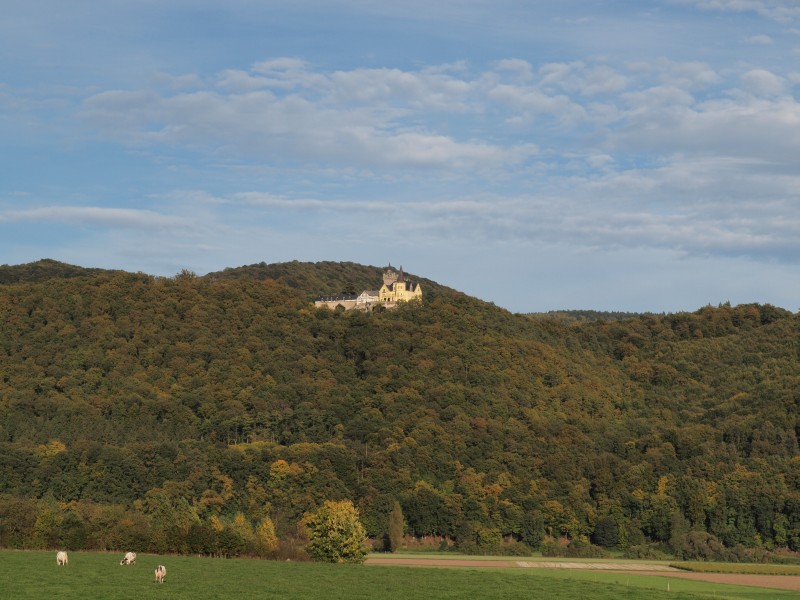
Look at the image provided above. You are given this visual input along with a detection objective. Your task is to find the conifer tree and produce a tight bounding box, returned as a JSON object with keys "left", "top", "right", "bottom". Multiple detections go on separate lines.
{"left": 387, "top": 501, "right": 404, "bottom": 552}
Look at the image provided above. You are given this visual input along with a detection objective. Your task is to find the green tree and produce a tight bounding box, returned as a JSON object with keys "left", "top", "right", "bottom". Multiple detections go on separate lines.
{"left": 0, "top": 496, "right": 38, "bottom": 548}
{"left": 592, "top": 515, "right": 619, "bottom": 548}
{"left": 305, "top": 500, "right": 367, "bottom": 563}
{"left": 387, "top": 500, "right": 404, "bottom": 552}
{"left": 32, "top": 504, "right": 63, "bottom": 549}
{"left": 520, "top": 510, "right": 544, "bottom": 549}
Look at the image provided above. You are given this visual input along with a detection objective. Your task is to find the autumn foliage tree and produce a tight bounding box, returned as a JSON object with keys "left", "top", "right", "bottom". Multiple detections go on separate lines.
{"left": 305, "top": 500, "right": 367, "bottom": 564}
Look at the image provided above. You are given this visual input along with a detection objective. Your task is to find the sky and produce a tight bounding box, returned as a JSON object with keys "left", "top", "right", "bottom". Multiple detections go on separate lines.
{"left": 1, "top": 0, "right": 799, "bottom": 314}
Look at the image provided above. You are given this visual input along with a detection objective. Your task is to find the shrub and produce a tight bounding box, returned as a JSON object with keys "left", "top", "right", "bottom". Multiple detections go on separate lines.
{"left": 494, "top": 539, "right": 534, "bottom": 556}
{"left": 455, "top": 522, "right": 501, "bottom": 554}
{"left": 621, "top": 544, "right": 669, "bottom": 560}
{"left": 541, "top": 539, "right": 610, "bottom": 558}
{"left": 275, "top": 537, "right": 310, "bottom": 561}
{"left": 677, "top": 531, "right": 725, "bottom": 561}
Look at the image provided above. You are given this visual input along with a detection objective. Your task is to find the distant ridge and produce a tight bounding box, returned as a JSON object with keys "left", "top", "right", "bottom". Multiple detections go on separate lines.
{"left": 0, "top": 259, "right": 120, "bottom": 285}
{"left": 527, "top": 309, "right": 654, "bottom": 323}
{"left": 205, "top": 260, "right": 457, "bottom": 304}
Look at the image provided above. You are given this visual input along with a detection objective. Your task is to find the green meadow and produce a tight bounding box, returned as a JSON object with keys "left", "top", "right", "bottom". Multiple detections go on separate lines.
{"left": 670, "top": 561, "right": 800, "bottom": 576}
{"left": 3, "top": 551, "right": 799, "bottom": 600}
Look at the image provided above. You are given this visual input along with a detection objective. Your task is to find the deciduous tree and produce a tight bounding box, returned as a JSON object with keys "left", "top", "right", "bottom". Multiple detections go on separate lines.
{"left": 305, "top": 500, "right": 367, "bottom": 563}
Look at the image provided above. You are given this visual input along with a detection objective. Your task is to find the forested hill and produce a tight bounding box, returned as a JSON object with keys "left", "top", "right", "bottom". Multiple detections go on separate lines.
{"left": 0, "top": 259, "right": 798, "bottom": 559}
{"left": 0, "top": 258, "right": 119, "bottom": 284}
{"left": 205, "top": 260, "right": 456, "bottom": 303}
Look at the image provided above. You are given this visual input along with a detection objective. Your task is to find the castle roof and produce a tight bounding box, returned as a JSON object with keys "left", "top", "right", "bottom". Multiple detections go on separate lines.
{"left": 385, "top": 280, "right": 419, "bottom": 292}
{"left": 315, "top": 294, "right": 358, "bottom": 302}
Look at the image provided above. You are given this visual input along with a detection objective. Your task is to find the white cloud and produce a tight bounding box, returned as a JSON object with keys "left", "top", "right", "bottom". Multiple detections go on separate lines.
{"left": 621, "top": 85, "right": 696, "bottom": 112}
{"left": 495, "top": 58, "right": 535, "bottom": 80}
{"left": 80, "top": 63, "right": 533, "bottom": 172}
{"left": 740, "top": 68, "right": 786, "bottom": 95}
{"left": 216, "top": 70, "right": 273, "bottom": 92}
{"left": 673, "top": 0, "right": 800, "bottom": 22}
{"left": 578, "top": 66, "right": 630, "bottom": 96}
{"left": 252, "top": 57, "right": 309, "bottom": 73}
{"left": 612, "top": 85, "right": 800, "bottom": 168}
{"left": 536, "top": 61, "right": 629, "bottom": 95}
{"left": 0, "top": 206, "right": 192, "bottom": 230}
{"left": 744, "top": 34, "right": 774, "bottom": 44}
{"left": 488, "top": 84, "right": 587, "bottom": 127}
{"left": 328, "top": 68, "right": 473, "bottom": 110}
{"left": 626, "top": 59, "right": 720, "bottom": 90}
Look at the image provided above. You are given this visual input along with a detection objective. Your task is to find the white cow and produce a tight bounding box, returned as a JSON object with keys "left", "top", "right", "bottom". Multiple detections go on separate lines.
{"left": 119, "top": 551, "right": 136, "bottom": 565}
{"left": 56, "top": 551, "right": 68, "bottom": 566}
{"left": 154, "top": 564, "right": 166, "bottom": 584}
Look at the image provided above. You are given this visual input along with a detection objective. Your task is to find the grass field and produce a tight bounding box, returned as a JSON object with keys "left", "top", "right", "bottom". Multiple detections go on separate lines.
{"left": 2, "top": 550, "right": 798, "bottom": 600}
{"left": 670, "top": 561, "right": 800, "bottom": 576}
{"left": 524, "top": 565, "right": 800, "bottom": 599}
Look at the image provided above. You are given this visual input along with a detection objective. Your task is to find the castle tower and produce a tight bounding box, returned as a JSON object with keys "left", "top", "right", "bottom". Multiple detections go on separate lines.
{"left": 383, "top": 265, "right": 399, "bottom": 286}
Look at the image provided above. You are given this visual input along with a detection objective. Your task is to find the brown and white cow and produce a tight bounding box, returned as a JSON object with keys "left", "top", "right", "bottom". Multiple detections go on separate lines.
{"left": 56, "top": 551, "right": 68, "bottom": 566}
{"left": 119, "top": 551, "right": 136, "bottom": 565}
{"left": 154, "top": 564, "right": 166, "bottom": 584}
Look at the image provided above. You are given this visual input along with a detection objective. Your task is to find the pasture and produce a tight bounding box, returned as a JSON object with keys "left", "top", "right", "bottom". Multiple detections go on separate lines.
{"left": 2, "top": 550, "right": 799, "bottom": 600}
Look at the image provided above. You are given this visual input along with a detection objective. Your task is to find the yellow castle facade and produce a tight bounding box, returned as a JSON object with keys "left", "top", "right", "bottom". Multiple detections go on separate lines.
{"left": 315, "top": 265, "right": 422, "bottom": 311}
{"left": 378, "top": 265, "right": 423, "bottom": 304}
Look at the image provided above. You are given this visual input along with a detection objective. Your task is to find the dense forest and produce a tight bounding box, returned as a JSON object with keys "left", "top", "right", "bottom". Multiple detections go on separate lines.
{"left": 0, "top": 259, "right": 798, "bottom": 561}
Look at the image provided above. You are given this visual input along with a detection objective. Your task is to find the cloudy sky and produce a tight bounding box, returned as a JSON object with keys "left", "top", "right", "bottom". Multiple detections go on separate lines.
{"left": 2, "top": 1, "right": 799, "bottom": 313}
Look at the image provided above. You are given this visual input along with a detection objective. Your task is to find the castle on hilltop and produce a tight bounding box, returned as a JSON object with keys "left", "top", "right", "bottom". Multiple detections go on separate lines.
{"left": 314, "top": 265, "right": 422, "bottom": 311}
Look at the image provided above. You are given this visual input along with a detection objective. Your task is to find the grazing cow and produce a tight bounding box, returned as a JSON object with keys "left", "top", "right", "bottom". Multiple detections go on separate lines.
{"left": 154, "top": 565, "right": 166, "bottom": 584}
{"left": 56, "top": 551, "right": 68, "bottom": 566}
{"left": 120, "top": 551, "right": 136, "bottom": 565}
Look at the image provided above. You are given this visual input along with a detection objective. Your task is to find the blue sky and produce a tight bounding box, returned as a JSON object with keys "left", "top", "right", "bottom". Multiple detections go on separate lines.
{"left": 2, "top": 0, "right": 799, "bottom": 313}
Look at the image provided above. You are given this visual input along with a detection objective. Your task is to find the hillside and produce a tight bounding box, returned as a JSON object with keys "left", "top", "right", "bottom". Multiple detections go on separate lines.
{"left": 0, "top": 260, "right": 798, "bottom": 559}
{"left": 206, "top": 260, "right": 456, "bottom": 303}
{"left": 0, "top": 258, "right": 118, "bottom": 284}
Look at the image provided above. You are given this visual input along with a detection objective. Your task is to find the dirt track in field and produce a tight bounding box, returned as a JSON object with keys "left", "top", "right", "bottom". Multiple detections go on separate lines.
{"left": 365, "top": 556, "right": 800, "bottom": 592}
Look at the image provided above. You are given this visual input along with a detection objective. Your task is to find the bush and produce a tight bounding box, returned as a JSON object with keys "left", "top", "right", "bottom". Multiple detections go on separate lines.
{"left": 494, "top": 540, "right": 534, "bottom": 556}
{"left": 455, "top": 523, "right": 501, "bottom": 555}
{"left": 275, "top": 537, "right": 310, "bottom": 561}
{"left": 677, "top": 531, "right": 725, "bottom": 561}
{"left": 456, "top": 534, "right": 532, "bottom": 556}
{"left": 772, "top": 554, "right": 800, "bottom": 566}
{"left": 217, "top": 528, "right": 246, "bottom": 558}
{"left": 621, "top": 544, "right": 669, "bottom": 560}
{"left": 541, "top": 539, "right": 610, "bottom": 559}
